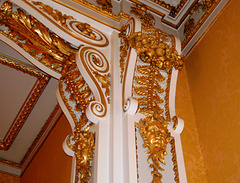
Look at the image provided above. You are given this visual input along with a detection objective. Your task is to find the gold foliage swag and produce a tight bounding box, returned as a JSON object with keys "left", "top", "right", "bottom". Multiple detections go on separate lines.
{"left": 120, "top": 5, "right": 184, "bottom": 182}
{"left": 0, "top": 1, "right": 95, "bottom": 182}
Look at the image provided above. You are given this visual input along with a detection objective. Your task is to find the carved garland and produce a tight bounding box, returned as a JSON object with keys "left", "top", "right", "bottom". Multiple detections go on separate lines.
{"left": 119, "top": 5, "right": 184, "bottom": 182}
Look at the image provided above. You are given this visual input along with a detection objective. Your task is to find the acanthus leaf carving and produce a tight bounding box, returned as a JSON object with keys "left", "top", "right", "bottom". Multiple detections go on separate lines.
{"left": 120, "top": 5, "right": 184, "bottom": 182}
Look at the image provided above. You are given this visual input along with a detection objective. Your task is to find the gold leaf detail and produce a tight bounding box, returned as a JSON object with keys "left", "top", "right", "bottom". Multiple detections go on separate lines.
{"left": 67, "top": 125, "right": 95, "bottom": 183}
{"left": 136, "top": 114, "right": 172, "bottom": 183}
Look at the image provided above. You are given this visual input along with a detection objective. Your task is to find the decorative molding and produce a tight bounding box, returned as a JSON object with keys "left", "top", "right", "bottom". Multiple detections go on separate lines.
{"left": 0, "top": 158, "right": 21, "bottom": 169}
{"left": 182, "top": 0, "right": 221, "bottom": 49}
{"left": 148, "top": 0, "right": 187, "bottom": 17}
{"left": 0, "top": 56, "right": 47, "bottom": 79}
{"left": 25, "top": 1, "right": 110, "bottom": 47}
{"left": 66, "top": 125, "right": 95, "bottom": 183}
{"left": 56, "top": 0, "right": 129, "bottom": 22}
{"left": 20, "top": 105, "right": 62, "bottom": 166}
{"left": 0, "top": 1, "right": 77, "bottom": 74}
{"left": 170, "top": 138, "right": 179, "bottom": 183}
{"left": 119, "top": 5, "right": 184, "bottom": 181}
{"left": 0, "top": 56, "right": 50, "bottom": 151}
{"left": 0, "top": 105, "right": 62, "bottom": 171}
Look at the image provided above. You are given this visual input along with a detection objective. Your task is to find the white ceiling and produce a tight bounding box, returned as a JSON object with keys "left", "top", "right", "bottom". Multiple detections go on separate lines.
{"left": 0, "top": 40, "right": 60, "bottom": 175}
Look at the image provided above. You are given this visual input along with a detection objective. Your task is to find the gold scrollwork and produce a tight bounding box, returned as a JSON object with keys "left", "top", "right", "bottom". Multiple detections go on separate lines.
{"left": 0, "top": 1, "right": 77, "bottom": 74}
{"left": 136, "top": 114, "right": 172, "bottom": 183}
{"left": 119, "top": 18, "right": 135, "bottom": 83}
{"left": 29, "top": 1, "right": 109, "bottom": 47}
{"left": 67, "top": 125, "right": 95, "bottom": 183}
{"left": 79, "top": 46, "right": 110, "bottom": 111}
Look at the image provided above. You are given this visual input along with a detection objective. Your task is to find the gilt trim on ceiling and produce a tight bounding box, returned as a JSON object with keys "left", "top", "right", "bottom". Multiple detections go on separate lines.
{"left": 0, "top": 105, "right": 62, "bottom": 172}
{"left": 0, "top": 56, "right": 50, "bottom": 151}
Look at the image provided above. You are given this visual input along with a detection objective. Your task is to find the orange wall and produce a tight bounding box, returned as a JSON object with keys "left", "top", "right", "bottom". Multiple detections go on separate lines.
{"left": 185, "top": 0, "right": 240, "bottom": 182}
{"left": 0, "top": 170, "right": 21, "bottom": 183}
{"left": 176, "top": 67, "right": 207, "bottom": 183}
{"left": 21, "top": 114, "right": 72, "bottom": 183}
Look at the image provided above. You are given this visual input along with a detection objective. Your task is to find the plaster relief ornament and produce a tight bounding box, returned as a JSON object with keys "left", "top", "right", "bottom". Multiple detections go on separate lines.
{"left": 67, "top": 125, "right": 95, "bottom": 183}
{"left": 136, "top": 114, "right": 172, "bottom": 183}
{"left": 119, "top": 4, "right": 184, "bottom": 182}
{"left": 0, "top": 1, "right": 97, "bottom": 181}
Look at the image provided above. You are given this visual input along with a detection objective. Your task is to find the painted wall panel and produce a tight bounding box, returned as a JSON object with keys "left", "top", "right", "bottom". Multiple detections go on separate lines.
{"left": 21, "top": 114, "right": 72, "bottom": 183}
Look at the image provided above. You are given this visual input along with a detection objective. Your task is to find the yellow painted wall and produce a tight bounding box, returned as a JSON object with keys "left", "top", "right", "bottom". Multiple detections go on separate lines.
{"left": 0, "top": 170, "right": 20, "bottom": 183}
{"left": 185, "top": 0, "right": 240, "bottom": 182}
{"left": 176, "top": 67, "right": 207, "bottom": 183}
{"left": 21, "top": 114, "right": 72, "bottom": 183}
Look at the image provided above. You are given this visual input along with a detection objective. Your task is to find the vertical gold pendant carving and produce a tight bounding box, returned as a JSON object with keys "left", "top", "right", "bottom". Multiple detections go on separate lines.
{"left": 136, "top": 114, "right": 172, "bottom": 183}
{"left": 67, "top": 125, "right": 95, "bottom": 183}
{"left": 60, "top": 60, "right": 96, "bottom": 182}
{"left": 120, "top": 4, "right": 184, "bottom": 182}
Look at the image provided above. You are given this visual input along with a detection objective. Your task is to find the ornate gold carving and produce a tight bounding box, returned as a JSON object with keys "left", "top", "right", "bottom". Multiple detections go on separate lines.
{"left": 96, "top": 0, "right": 112, "bottom": 12}
{"left": 67, "top": 125, "right": 95, "bottom": 183}
{"left": 182, "top": 0, "right": 220, "bottom": 48}
{"left": 130, "top": 4, "right": 155, "bottom": 28}
{"left": 170, "top": 138, "right": 180, "bottom": 183}
{"left": 0, "top": 1, "right": 97, "bottom": 181}
{"left": 136, "top": 114, "right": 172, "bottom": 183}
{"left": 79, "top": 46, "right": 110, "bottom": 112}
{"left": 59, "top": 58, "right": 95, "bottom": 182}
{"left": 0, "top": 1, "right": 77, "bottom": 73}
{"left": 164, "top": 71, "right": 171, "bottom": 119}
{"left": 60, "top": 61, "right": 94, "bottom": 126}
{"left": 121, "top": 30, "right": 183, "bottom": 73}
{"left": 28, "top": 1, "right": 109, "bottom": 47}
{"left": 0, "top": 57, "right": 50, "bottom": 151}
{"left": 93, "top": 71, "right": 110, "bottom": 102}
{"left": 69, "top": 0, "right": 129, "bottom": 21}
{"left": 0, "top": 56, "right": 47, "bottom": 79}
{"left": 172, "top": 116, "right": 178, "bottom": 130}
{"left": 121, "top": 5, "right": 184, "bottom": 181}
